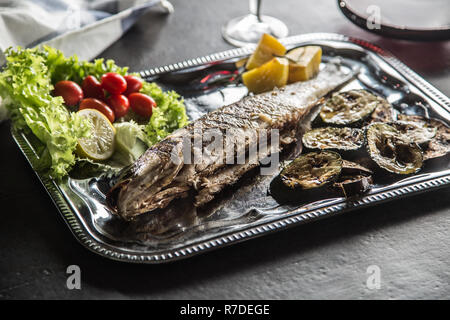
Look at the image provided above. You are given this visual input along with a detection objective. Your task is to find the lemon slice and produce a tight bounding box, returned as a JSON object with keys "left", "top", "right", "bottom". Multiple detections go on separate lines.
{"left": 77, "top": 109, "right": 116, "bottom": 161}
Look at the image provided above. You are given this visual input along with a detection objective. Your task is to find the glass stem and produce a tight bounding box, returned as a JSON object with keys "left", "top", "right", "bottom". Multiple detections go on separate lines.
{"left": 249, "top": 0, "right": 262, "bottom": 22}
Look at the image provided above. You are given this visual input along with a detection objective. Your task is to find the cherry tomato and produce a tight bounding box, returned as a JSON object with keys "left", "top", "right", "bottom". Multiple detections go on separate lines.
{"left": 101, "top": 72, "right": 127, "bottom": 95}
{"left": 128, "top": 93, "right": 156, "bottom": 118}
{"left": 53, "top": 80, "right": 83, "bottom": 106}
{"left": 79, "top": 98, "right": 115, "bottom": 123}
{"left": 82, "top": 76, "right": 104, "bottom": 100}
{"left": 107, "top": 95, "right": 130, "bottom": 119}
{"left": 123, "top": 75, "right": 143, "bottom": 96}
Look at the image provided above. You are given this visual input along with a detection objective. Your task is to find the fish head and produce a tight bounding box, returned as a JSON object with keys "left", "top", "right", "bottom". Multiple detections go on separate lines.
{"left": 106, "top": 135, "right": 186, "bottom": 220}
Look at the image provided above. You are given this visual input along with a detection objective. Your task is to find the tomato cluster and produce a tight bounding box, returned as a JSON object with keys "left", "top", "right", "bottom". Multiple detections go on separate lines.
{"left": 52, "top": 73, "right": 156, "bottom": 123}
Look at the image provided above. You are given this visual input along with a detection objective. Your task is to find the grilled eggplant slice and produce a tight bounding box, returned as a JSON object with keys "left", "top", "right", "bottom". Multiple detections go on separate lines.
{"left": 279, "top": 151, "right": 343, "bottom": 190}
{"left": 427, "top": 124, "right": 450, "bottom": 160}
{"left": 319, "top": 89, "right": 385, "bottom": 126}
{"left": 332, "top": 160, "right": 373, "bottom": 197}
{"left": 397, "top": 114, "right": 450, "bottom": 160}
{"left": 341, "top": 160, "right": 373, "bottom": 175}
{"left": 269, "top": 151, "right": 343, "bottom": 203}
{"left": 333, "top": 174, "right": 373, "bottom": 198}
{"left": 366, "top": 123, "right": 423, "bottom": 174}
{"left": 302, "top": 127, "right": 364, "bottom": 152}
{"left": 370, "top": 99, "right": 395, "bottom": 123}
{"left": 390, "top": 120, "right": 437, "bottom": 145}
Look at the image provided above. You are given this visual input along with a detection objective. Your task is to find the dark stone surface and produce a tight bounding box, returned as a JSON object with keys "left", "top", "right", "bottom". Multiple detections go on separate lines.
{"left": 0, "top": 0, "right": 449, "bottom": 299}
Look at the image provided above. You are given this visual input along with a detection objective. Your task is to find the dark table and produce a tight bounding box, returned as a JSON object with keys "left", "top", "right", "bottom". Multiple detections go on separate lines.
{"left": 1, "top": 0, "right": 449, "bottom": 299}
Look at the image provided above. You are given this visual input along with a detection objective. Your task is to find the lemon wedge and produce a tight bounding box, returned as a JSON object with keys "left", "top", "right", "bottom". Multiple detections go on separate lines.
{"left": 286, "top": 46, "right": 322, "bottom": 83}
{"left": 242, "top": 57, "right": 289, "bottom": 94}
{"left": 245, "top": 34, "right": 286, "bottom": 70}
{"left": 76, "top": 109, "right": 116, "bottom": 161}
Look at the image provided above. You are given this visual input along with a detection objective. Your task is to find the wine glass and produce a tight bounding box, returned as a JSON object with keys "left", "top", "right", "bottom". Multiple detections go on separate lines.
{"left": 222, "top": 0, "right": 289, "bottom": 47}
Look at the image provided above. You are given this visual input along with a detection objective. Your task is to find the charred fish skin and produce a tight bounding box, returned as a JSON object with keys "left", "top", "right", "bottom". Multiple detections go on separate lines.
{"left": 108, "top": 63, "right": 353, "bottom": 221}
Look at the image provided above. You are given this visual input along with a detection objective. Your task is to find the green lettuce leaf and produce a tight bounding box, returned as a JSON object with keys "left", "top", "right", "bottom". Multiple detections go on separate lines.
{"left": 0, "top": 47, "right": 90, "bottom": 178}
{"left": 43, "top": 45, "right": 128, "bottom": 84}
{"left": 142, "top": 82, "right": 189, "bottom": 144}
{"left": 0, "top": 46, "right": 189, "bottom": 179}
{"left": 112, "top": 120, "right": 150, "bottom": 166}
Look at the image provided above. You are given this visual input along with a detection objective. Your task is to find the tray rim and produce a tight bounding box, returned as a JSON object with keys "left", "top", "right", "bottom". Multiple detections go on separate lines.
{"left": 337, "top": 0, "right": 450, "bottom": 41}
{"left": 11, "top": 32, "right": 450, "bottom": 264}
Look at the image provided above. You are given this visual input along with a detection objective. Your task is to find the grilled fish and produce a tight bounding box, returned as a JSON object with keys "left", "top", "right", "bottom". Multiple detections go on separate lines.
{"left": 107, "top": 62, "right": 352, "bottom": 220}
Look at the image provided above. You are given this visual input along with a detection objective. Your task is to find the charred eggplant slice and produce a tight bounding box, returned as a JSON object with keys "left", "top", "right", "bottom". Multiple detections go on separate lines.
{"left": 280, "top": 151, "right": 343, "bottom": 190}
{"left": 332, "top": 160, "right": 373, "bottom": 197}
{"left": 269, "top": 151, "right": 343, "bottom": 203}
{"left": 370, "top": 99, "right": 395, "bottom": 123}
{"left": 427, "top": 124, "right": 450, "bottom": 160}
{"left": 341, "top": 160, "right": 373, "bottom": 175}
{"left": 333, "top": 174, "right": 373, "bottom": 198}
{"left": 366, "top": 123, "right": 423, "bottom": 174}
{"left": 302, "top": 127, "right": 364, "bottom": 151}
{"left": 397, "top": 114, "right": 450, "bottom": 160}
{"left": 319, "top": 89, "right": 385, "bottom": 126}
{"left": 390, "top": 120, "right": 437, "bottom": 145}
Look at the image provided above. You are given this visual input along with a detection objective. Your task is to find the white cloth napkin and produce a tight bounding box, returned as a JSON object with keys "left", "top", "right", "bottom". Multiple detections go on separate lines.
{"left": 0, "top": 0, "right": 173, "bottom": 122}
{"left": 0, "top": 0, "right": 173, "bottom": 64}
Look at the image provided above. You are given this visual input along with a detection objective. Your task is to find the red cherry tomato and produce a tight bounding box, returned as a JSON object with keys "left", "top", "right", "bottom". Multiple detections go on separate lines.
{"left": 123, "top": 75, "right": 143, "bottom": 96}
{"left": 107, "top": 95, "right": 130, "bottom": 119}
{"left": 82, "top": 76, "right": 104, "bottom": 100}
{"left": 128, "top": 93, "right": 156, "bottom": 118}
{"left": 79, "top": 98, "right": 115, "bottom": 123}
{"left": 53, "top": 80, "right": 83, "bottom": 106}
{"left": 101, "top": 72, "right": 127, "bottom": 95}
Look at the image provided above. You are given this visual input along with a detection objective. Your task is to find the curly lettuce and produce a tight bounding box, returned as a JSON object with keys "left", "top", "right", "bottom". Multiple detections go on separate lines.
{"left": 0, "top": 47, "right": 90, "bottom": 178}
{"left": 141, "top": 82, "right": 189, "bottom": 144}
{"left": 43, "top": 46, "right": 128, "bottom": 84}
{"left": 0, "top": 46, "right": 189, "bottom": 179}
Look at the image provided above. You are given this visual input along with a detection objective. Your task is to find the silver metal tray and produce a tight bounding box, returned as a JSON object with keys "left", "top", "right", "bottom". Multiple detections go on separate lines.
{"left": 12, "top": 33, "right": 450, "bottom": 263}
